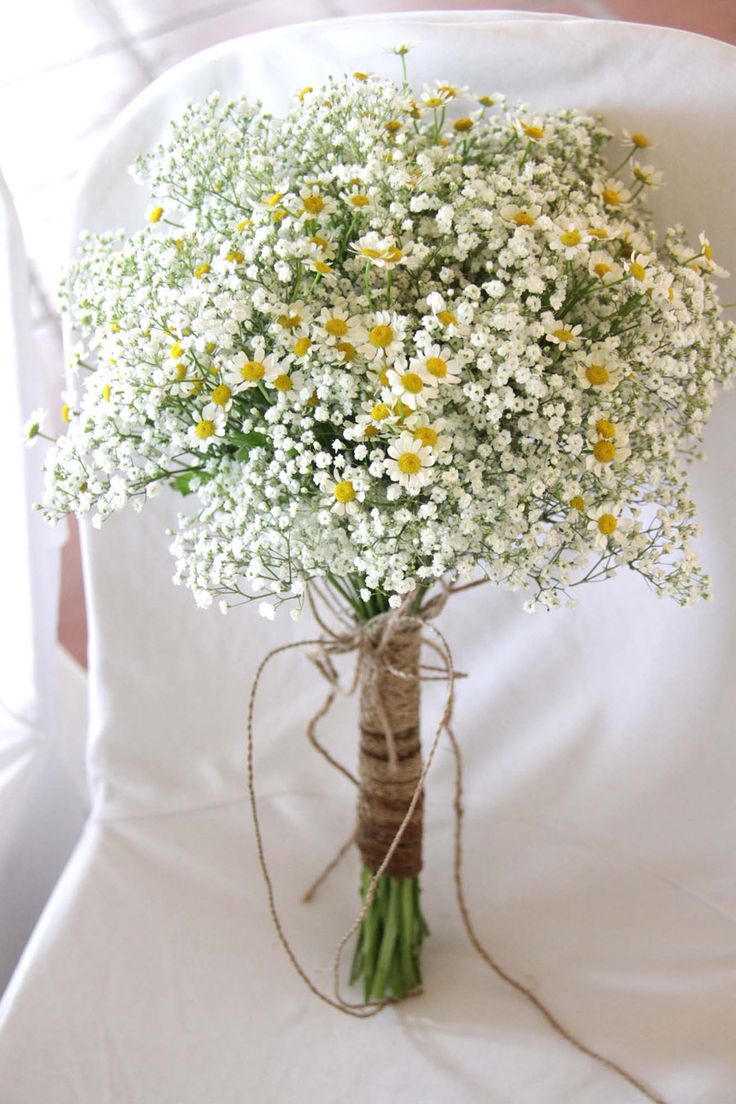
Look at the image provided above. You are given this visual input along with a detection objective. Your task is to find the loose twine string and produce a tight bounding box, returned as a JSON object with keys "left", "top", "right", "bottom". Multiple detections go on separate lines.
{"left": 245, "top": 582, "right": 668, "bottom": 1103}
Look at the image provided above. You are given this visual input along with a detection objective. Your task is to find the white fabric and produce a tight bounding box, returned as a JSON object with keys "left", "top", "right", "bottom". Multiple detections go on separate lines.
{"left": 0, "top": 173, "right": 87, "bottom": 991}
{"left": 1, "top": 12, "right": 736, "bottom": 1103}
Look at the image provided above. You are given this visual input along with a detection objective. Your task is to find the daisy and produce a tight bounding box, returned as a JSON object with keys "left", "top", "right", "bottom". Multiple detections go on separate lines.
{"left": 316, "top": 307, "right": 367, "bottom": 347}
{"left": 585, "top": 418, "right": 631, "bottom": 475}
{"left": 548, "top": 220, "right": 591, "bottom": 259}
{"left": 385, "top": 432, "right": 436, "bottom": 492}
{"left": 574, "top": 350, "right": 623, "bottom": 393}
{"left": 229, "top": 343, "right": 288, "bottom": 390}
{"left": 587, "top": 501, "right": 625, "bottom": 550}
{"left": 385, "top": 362, "right": 437, "bottom": 410}
{"left": 499, "top": 203, "right": 541, "bottom": 228}
{"left": 593, "top": 177, "right": 632, "bottom": 209}
{"left": 632, "top": 163, "right": 663, "bottom": 190}
{"left": 409, "top": 344, "right": 461, "bottom": 386}
{"left": 187, "top": 403, "right": 226, "bottom": 452}
{"left": 271, "top": 300, "right": 313, "bottom": 333}
{"left": 359, "top": 311, "right": 407, "bottom": 361}
{"left": 586, "top": 216, "right": 620, "bottom": 243}
{"left": 405, "top": 412, "right": 452, "bottom": 454}
{"left": 627, "top": 252, "right": 657, "bottom": 290}
{"left": 514, "top": 117, "right": 548, "bottom": 143}
{"left": 588, "top": 250, "right": 623, "bottom": 285}
{"left": 323, "top": 478, "right": 360, "bottom": 516}
{"left": 542, "top": 313, "right": 583, "bottom": 349}
{"left": 622, "top": 129, "right": 654, "bottom": 150}
{"left": 298, "top": 186, "right": 337, "bottom": 219}
{"left": 263, "top": 358, "right": 304, "bottom": 396}
{"left": 341, "top": 187, "right": 373, "bottom": 211}
{"left": 697, "top": 233, "right": 730, "bottom": 278}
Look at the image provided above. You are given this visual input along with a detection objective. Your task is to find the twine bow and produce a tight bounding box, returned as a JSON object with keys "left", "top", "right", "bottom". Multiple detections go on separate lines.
{"left": 246, "top": 580, "right": 668, "bottom": 1103}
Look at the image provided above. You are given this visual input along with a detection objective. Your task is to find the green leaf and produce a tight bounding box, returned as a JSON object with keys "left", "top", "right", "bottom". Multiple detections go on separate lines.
{"left": 173, "top": 470, "right": 210, "bottom": 496}
{"left": 233, "top": 430, "right": 269, "bottom": 460}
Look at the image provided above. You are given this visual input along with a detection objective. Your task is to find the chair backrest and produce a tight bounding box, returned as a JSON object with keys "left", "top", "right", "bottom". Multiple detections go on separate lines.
{"left": 0, "top": 172, "right": 84, "bottom": 988}
{"left": 71, "top": 14, "right": 736, "bottom": 886}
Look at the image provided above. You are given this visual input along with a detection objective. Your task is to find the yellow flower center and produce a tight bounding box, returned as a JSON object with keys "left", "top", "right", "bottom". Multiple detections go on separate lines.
{"left": 371, "top": 403, "right": 390, "bottom": 421}
{"left": 173, "top": 239, "right": 184, "bottom": 251}
{"left": 586, "top": 363, "right": 609, "bottom": 385}
{"left": 402, "top": 372, "right": 424, "bottom": 394}
{"left": 194, "top": 263, "right": 211, "bottom": 278}
{"left": 426, "top": 356, "right": 448, "bottom": 378}
{"left": 274, "top": 374, "right": 293, "bottom": 392}
{"left": 569, "top": 495, "right": 585, "bottom": 511}
{"left": 237, "top": 219, "right": 251, "bottom": 231}
{"left": 190, "top": 380, "right": 204, "bottom": 396}
{"left": 560, "top": 229, "right": 582, "bottom": 247}
{"left": 398, "top": 452, "right": 422, "bottom": 474}
{"left": 211, "top": 384, "right": 231, "bottom": 406}
{"left": 369, "top": 324, "right": 394, "bottom": 349}
{"left": 514, "top": 211, "right": 535, "bottom": 226}
{"left": 294, "top": 337, "right": 311, "bottom": 357}
{"left": 414, "top": 426, "right": 438, "bottom": 447}
{"left": 325, "top": 317, "right": 349, "bottom": 337}
{"left": 596, "top": 418, "right": 616, "bottom": 438}
{"left": 630, "top": 132, "right": 650, "bottom": 148}
{"left": 278, "top": 313, "right": 301, "bottom": 329}
{"left": 630, "top": 262, "right": 647, "bottom": 281}
{"left": 593, "top": 261, "right": 612, "bottom": 278}
{"left": 175, "top": 363, "right": 187, "bottom": 381}
{"left": 61, "top": 403, "right": 71, "bottom": 423}
{"left": 383, "top": 247, "right": 403, "bottom": 263}
{"left": 597, "top": 513, "right": 618, "bottom": 534}
{"left": 149, "top": 206, "right": 164, "bottom": 223}
{"left": 334, "top": 480, "right": 356, "bottom": 503}
{"left": 703, "top": 241, "right": 714, "bottom": 261}
{"left": 385, "top": 120, "right": 402, "bottom": 133}
{"left": 349, "top": 194, "right": 370, "bottom": 207}
{"left": 241, "top": 360, "right": 265, "bottom": 381}
{"left": 310, "top": 235, "right": 329, "bottom": 253}
{"left": 437, "top": 310, "right": 457, "bottom": 327}
{"left": 102, "top": 383, "right": 111, "bottom": 402}
{"left": 589, "top": 227, "right": 609, "bottom": 239}
{"left": 226, "top": 250, "right": 244, "bottom": 263}
{"left": 170, "top": 341, "right": 183, "bottom": 359}
{"left": 360, "top": 247, "right": 383, "bottom": 260}
{"left": 265, "top": 192, "right": 284, "bottom": 207}
{"left": 424, "top": 96, "right": 445, "bottom": 108}
{"left": 303, "top": 195, "right": 325, "bottom": 215}
{"left": 593, "top": 440, "right": 617, "bottom": 463}
{"left": 602, "top": 187, "right": 621, "bottom": 206}
{"left": 313, "top": 260, "right": 332, "bottom": 275}
{"left": 554, "top": 328, "right": 575, "bottom": 342}
{"left": 478, "top": 95, "right": 495, "bottom": 107}
{"left": 195, "top": 419, "right": 215, "bottom": 439}
{"left": 521, "top": 122, "right": 544, "bottom": 140}
{"left": 298, "top": 86, "right": 313, "bottom": 101}
{"left": 454, "top": 118, "right": 474, "bottom": 132}
{"left": 353, "top": 71, "right": 369, "bottom": 81}
{"left": 336, "top": 341, "right": 356, "bottom": 361}
{"left": 364, "top": 425, "right": 378, "bottom": 438}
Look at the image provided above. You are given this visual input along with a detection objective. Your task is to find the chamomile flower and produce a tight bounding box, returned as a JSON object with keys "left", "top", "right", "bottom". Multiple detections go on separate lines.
{"left": 409, "top": 345, "right": 461, "bottom": 386}
{"left": 359, "top": 311, "right": 407, "bottom": 361}
{"left": 323, "top": 478, "right": 360, "bottom": 516}
{"left": 316, "top": 307, "right": 367, "bottom": 347}
{"left": 697, "top": 233, "right": 730, "bottom": 278}
{"left": 593, "top": 177, "right": 632, "bottom": 209}
{"left": 627, "top": 252, "right": 657, "bottom": 290}
{"left": 575, "top": 350, "right": 623, "bottom": 393}
{"left": 23, "top": 408, "right": 47, "bottom": 446}
{"left": 341, "top": 187, "right": 373, "bottom": 211}
{"left": 405, "top": 412, "right": 452, "bottom": 454}
{"left": 515, "top": 117, "right": 548, "bottom": 143}
{"left": 499, "top": 204, "right": 542, "bottom": 228}
{"left": 622, "top": 129, "right": 654, "bottom": 150}
{"left": 385, "top": 362, "right": 437, "bottom": 410}
{"left": 385, "top": 432, "right": 436, "bottom": 492}
{"left": 298, "top": 186, "right": 337, "bottom": 219}
{"left": 187, "top": 403, "right": 226, "bottom": 452}
{"left": 585, "top": 418, "right": 631, "bottom": 475}
{"left": 542, "top": 314, "right": 583, "bottom": 349}
{"left": 587, "top": 502, "right": 625, "bottom": 549}
{"left": 632, "top": 163, "right": 663, "bottom": 190}
{"left": 263, "top": 359, "right": 304, "bottom": 395}
{"left": 230, "top": 343, "right": 289, "bottom": 390}
{"left": 588, "top": 250, "right": 623, "bottom": 285}
{"left": 548, "top": 220, "right": 591, "bottom": 259}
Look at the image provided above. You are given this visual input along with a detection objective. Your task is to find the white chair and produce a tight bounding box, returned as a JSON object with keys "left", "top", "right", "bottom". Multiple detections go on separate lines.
{"left": 1, "top": 14, "right": 735, "bottom": 1103}
{"left": 0, "top": 172, "right": 87, "bottom": 992}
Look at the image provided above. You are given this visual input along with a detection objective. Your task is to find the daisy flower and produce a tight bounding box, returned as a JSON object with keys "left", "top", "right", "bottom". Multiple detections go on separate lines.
{"left": 187, "top": 403, "right": 226, "bottom": 452}
{"left": 593, "top": 177, "right": 632, "bottom": 209}
{"left": 409, "top": 345, "right": 461, "bottom": 386}
{"left": 588, "top": 250, "right": 623, "bottom": 285}
{"left": 627, "top": 252, "right": 657, "bottom": 290}
{"left": 359, "top": 311, "right": 407, "bottom": 361}
{"left": 499, "top": 203, "right": 542, "bottom": 228}
{"left": 586, "top": 502, "right": 632, "bottom": 550}
{"left": 632, "top": 163, "right": 663, "bottom": 190}
{"left": 263, "top": 358, "right": 304, "bottom": 396}
{"left": 405, "top": 412, "right": 452, "bottom": 454}
{"left": 542, "top": 313, "right": 583, "bottom": 349}
{"left": 385, "top": 431, "right": 436, "bottom": 492}
{"left": 574, "top": 350, "right": 623, "bottom": 393}
{"left": 515, "top": 118, "right": 548, "bottom": 143}
{"left": 386, "top": 362, "right": 437, "bottom": 410}
{"left": 229, "top": 343, "right": 288, "bottom": 390}
{"left": 585, "top": 418, "right": 631, "bottom": 475}
{"left": 316, "top": 307, "right": 367, "bottom": 347}
{"left": 341, "top": 187, "right": 373, "bottom": 211}
{"left": 548, "top": 220, "right": 591, "bottom": 259}
{"left": 271, "top": 300, "right": 313, "bottom": 333}
{"left": 622, "top": 129, "right": 654, "bottom": 150}
{"left": 697, "top": 233, "right": 730, "bottom": 278}
{"left": 323, "top": 478, "right": 360, "bottom": 516}
{"left": 298, "top": 186, "right": 337, "bottom": 219}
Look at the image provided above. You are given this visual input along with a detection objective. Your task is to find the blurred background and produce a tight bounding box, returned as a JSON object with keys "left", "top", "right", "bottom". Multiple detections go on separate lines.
{"left": 3, "top": 0, "right": 734, "bottom": 671}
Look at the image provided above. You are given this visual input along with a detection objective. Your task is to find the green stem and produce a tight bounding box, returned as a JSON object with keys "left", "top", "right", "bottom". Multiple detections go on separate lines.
{"left": 350, "top": 866, "right": 428, "bottom": 1002}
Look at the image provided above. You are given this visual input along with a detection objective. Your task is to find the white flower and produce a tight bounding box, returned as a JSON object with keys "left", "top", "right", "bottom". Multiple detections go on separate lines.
{"left": 593, "top": 177, "right": 632, "bottom": 209}
{"left": 514, "top": 117, "right": 548, "bottom": 143}
{"left": 405, "top": 413, "right": 452, "bottom": 454}
{"left": 323, "top": 478, "right": 360, "bottom": 516}
{"left": 574, "top": 350, "right": 623, "bottom": 392}
{"left": 297, "top": 186, "right": 337, "bottom": 219}
{"left": 627, "top": 252, "right": 657, "bottom": 290}
{"left": 588, "top": 250, "right": 623, "bottom": 285}
{"left": 385, "top": 432, "right": 436, "bottom": 492}
{"left": 548, "top": 220, "right": 590, "bottom": 259}
{"left": 229, "top": 343, "right": 286, "bottom": 390}
{"left": 187, "top": 403, "right": 226, "bottom": 452}
{"left": 386, "top": 362, "right": 437, "bottom": 410}
{"left": 258, "top": 601, "right": 276, "bottom": 620}
{"left": 359, "top": 311, "right": 406, "bottom": 361}
{"left": 499, "top": 204, "right": 541, "bottom": 228}
{"left": 621, "top": 129, "right": 654, "bottom": 150}
{"left": 586, "top": 501, "right": 624, "bottom": 550}
{"left": 23, "top": 408, "right": 47, "bottom": 446}
{"left": 409, "top": 344, "right": 461, "bottom": 386}
{"left": 697, "top": 233, "right": 729, "bottom": 278}
{"left": 542, "top": 313, "right": 583, "bottom": 349}
{"left": 632, "top": 162, "right": 663, "bottom": 190}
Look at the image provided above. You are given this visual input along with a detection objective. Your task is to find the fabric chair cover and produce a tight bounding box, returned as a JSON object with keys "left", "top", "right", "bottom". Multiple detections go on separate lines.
{"left": 1, "top": 13, "right": 735, "bottom": 1103}
{"left": 0, "top": 173, "right": 86, "bottom": 992}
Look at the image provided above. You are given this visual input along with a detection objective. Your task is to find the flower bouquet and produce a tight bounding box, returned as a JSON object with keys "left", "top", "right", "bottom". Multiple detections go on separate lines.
{"left": 34, "top": 47, "right": 735, "bottom": 1033}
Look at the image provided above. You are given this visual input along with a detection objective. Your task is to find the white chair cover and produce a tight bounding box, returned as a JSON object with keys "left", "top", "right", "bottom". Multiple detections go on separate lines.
{"left": 1, "top": 13, "right": 735, "bottom": 1103}
{"left": 0, "top": 173, "right": 86, "bottom": 991}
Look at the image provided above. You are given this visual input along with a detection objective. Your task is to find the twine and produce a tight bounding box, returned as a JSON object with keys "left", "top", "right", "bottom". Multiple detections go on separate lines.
{"left": 245, "top": 583, "right": 668, "bottom": 1101}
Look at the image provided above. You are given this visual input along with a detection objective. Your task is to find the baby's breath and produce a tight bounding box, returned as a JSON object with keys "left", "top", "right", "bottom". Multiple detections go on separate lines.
{"left": 42, "top": 67, "right": 736, "bottom": 613}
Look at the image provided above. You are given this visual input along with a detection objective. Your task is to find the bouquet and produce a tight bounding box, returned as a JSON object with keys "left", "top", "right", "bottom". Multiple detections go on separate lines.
{"left": 32, "top": 46, "right": 735, "bottom": 1034}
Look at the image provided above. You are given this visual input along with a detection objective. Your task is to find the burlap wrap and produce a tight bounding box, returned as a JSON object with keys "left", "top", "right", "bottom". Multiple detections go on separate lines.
{"left": 356, "top": 619, "right": 423, "bottom": 879}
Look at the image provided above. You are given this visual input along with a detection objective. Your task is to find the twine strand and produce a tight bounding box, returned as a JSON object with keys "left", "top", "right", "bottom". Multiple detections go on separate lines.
{"left": 245, "top": 587, "right": 668, "bottom": 1100}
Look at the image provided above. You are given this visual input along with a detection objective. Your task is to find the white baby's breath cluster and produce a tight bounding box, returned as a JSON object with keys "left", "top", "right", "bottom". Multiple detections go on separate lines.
{"left": 39, "top": 62, "right": 736, "bottom": 613}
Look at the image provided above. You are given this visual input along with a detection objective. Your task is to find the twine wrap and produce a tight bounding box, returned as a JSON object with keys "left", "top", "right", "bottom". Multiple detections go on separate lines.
{"left": 357, "top": 619, "right": 423, "bottom": 878}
